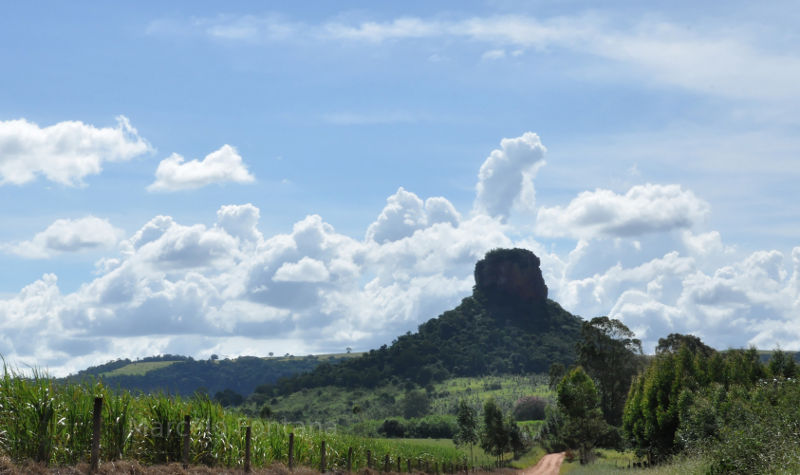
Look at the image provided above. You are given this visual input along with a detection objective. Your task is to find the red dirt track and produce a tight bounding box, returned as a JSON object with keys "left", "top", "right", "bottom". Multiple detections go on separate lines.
{"left": 520, "top": 452, "right": 565, "bottom": 475}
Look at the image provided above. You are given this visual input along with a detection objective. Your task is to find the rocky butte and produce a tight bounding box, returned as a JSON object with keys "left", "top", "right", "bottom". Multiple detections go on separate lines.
{"left": 474, "top": 247, "right": 549, "bottom": 304}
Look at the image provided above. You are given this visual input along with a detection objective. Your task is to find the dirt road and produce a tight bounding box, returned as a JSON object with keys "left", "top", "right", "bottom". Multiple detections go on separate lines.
{"left": 521, "top": 452, "right": 565, "bottom": 475}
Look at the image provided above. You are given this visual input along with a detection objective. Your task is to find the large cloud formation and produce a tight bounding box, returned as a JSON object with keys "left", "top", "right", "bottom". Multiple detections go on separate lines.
{"left": 1, "top": 132, "right": 798, "bottom": 375}
{"left": 0, "top": 196, "right": 510, "bottom": 374}
{"left": 0, "top": 116, "right": 151, "bottom": 186}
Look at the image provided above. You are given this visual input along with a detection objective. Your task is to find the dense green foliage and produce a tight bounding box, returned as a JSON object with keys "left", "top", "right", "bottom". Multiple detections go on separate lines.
{"left": 553, "top": 367, "right": 608, "bottom": 464}
{"left": 767, "top": 348, "right": 797, "bottom": 378}
{"left": 511, "top": 395, "right": 547, "bottom": 421}
{"left": 681, "top": 378, "right": 800, "bottom": 473}
{"left": 577, "top": 317, "right": 644, "bottom": 426}
{"left": 622, "top": 334, "right": 800, "bottom": 472}
{"left": 655, "top": 333, "right": 714, "bottom": 357}
{"left": 67, "top": 354, "right": 355, "bottom": 398}
{"left": 623, "top": 344, "right": 764, "bottom": 462}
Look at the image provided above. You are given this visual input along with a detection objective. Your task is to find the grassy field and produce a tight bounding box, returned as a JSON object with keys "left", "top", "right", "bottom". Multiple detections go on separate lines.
{"left": 101, "top": 361, "right": 179, "bottom": 377}
{"left": 259, "top": 373, "right": 551, "bottom": 427}
{"left": 559, "top": 450, "right": 711, "bottom": 474}
{"left": 375, "top": 438, "right": 499, "bottom": 467}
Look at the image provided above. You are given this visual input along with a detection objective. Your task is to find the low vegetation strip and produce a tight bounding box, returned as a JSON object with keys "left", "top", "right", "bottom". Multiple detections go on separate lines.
{"left": 0, "top": 367, "right": 469, "bottom": 471}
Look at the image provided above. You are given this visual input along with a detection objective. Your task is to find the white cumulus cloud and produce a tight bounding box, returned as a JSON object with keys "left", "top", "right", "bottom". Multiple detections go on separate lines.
{"left": 536, "top": 184, "right": 710, "bottom": 239}
{"left": 366, "top": 187, "right": 460, "bottom": 243}
{"left": 0, "top": 116, "right": 151, "bottom": 186}
{"left": 474, "top": 132, "right": 546, "bottom": 221}
{"left": 3, "top": 216, "right": 124, "bottom": 259}
{"left": 148, "top": 144, "right": 255, "bottom": 192}
{"left": 273, "top": 257, "right": 331, "bottom": 283}
{"left": 217, "top": 204, "right": 263, "bottom": 243}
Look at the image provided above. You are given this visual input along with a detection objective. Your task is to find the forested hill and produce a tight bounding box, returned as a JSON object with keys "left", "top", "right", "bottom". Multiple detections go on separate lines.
{"left": 263, "top": 248, "right": 583, "bottom": 396}
{"left": 65, "top": 353, "right": 357, "bottom": 397}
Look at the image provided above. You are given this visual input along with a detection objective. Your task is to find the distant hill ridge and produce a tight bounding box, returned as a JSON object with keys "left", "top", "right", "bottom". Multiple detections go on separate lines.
{"left": 66, "top": 353, "right": 359, "bottom": 397}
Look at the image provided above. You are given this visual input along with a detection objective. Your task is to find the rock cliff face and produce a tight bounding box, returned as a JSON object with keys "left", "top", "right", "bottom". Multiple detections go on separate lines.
{"left": 474, "top": 248, "right": 548, "bottom": 303}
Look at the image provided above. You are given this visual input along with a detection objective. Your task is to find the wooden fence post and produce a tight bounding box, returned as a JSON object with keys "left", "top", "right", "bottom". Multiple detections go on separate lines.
{"left": 367, "top": 450, "right": 372, "bottom": 469}
{"left": 383, "top": 454, "right": 390, "bottom": 472}
{"left": 347, "top": 447, "right": 353, "bottom": 472}
{"left": 321, "top": 440, "right": 327, "bottom": 473}
{"left": 407, "top": 458, "right": 411, "bottom": 473}
{"left": 90, "top": 396, "right": 102, "bottom": 473}
{"left": 288, "top": 432, "right": 295, "bottom": 471}
{"left": 244, "top": 426, "right": 252, "bottom": 473}
{"left": 397, "top": 455, "right": 401, "bottom": 472}
{"left": 182, "top": 415, "right": 191, "bottom": 469}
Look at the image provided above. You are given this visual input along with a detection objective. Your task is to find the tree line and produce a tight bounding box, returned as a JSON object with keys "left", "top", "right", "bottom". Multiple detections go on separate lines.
{"left": 539, "top": 315, "right": 800, "bottom": 472}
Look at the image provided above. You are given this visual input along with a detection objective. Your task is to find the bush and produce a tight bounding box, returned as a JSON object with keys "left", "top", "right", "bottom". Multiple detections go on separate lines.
{"left": 512, "top": 396, "right": 547, "bottom": 421}
{"left": 355, "top": 415, "right": 457, "bottom": 439}
{"left": 378, "top": 419, "right": 406, "bottom": 438}
{"left": 686, "top": 380, "right": 800, "bottom": 474}
{"left": 410, "top": 415, "right": 456, "bottom": 438}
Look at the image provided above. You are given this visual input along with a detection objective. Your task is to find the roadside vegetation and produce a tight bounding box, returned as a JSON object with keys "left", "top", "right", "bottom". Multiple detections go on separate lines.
{"left": 0, "top": 365, "right": 469, "bottom": 470}
{"left": 539, "top": 319, "right": 800, "bottom": 474}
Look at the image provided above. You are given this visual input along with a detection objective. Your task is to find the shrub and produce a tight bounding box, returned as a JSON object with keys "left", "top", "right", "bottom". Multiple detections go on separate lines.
{"left": 409, "top": 415, "right": 456, "bottom": 438}
{"left": 512, "top": 396, "right": 547, "bottom": 421}
{"left": 378, "top": 419, "right": 406, "bottom": 438}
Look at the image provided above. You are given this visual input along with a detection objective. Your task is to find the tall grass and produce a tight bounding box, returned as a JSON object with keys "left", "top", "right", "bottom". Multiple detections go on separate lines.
{"left": 0, "top": 363, "right": 466, "bottom": 469}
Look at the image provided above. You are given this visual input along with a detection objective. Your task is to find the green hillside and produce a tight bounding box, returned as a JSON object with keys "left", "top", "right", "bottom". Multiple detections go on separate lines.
{"left": 261, "top": 248, "right": 583, "bottom": 396}
{"left": 248, "top": 374, "right": 551, "bottom": 429}
{"left": 67, "top": 352, "right": 362, "bottom": 397}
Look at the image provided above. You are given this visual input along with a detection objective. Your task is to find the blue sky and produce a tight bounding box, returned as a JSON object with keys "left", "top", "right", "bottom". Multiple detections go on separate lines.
{"left": 2, "top": 1, "right": 800, "bottom": 374}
